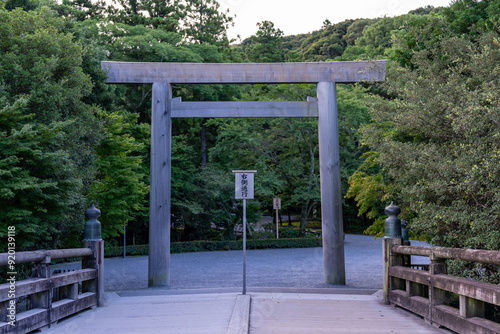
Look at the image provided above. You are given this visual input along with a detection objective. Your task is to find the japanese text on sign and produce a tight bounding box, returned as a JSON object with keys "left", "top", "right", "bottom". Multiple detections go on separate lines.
{"left": 233, "top": 171, "right": 256, "bottom": 199}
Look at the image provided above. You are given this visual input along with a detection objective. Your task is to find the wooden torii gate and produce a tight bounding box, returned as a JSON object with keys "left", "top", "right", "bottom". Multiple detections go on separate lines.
{"left": 101, "top": 60, "right": 386, "bottom": 287}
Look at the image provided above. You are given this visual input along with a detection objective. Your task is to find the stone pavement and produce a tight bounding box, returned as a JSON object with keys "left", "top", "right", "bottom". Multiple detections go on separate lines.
{"left": 103, "top": 234, "right": 431, "bottom": 292}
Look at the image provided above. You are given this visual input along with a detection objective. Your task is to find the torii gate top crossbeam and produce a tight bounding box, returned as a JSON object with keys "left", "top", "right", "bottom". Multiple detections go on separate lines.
{"left": 101, "top": 60, "right": 386, "bottom": 84}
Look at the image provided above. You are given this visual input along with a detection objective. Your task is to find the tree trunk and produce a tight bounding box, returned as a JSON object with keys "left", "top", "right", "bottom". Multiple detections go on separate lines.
{"left": 201, "top": 119, "right": 207, "bottom": 168}
{"left": 299, "top": 201, "right": 309, "bottom": 236}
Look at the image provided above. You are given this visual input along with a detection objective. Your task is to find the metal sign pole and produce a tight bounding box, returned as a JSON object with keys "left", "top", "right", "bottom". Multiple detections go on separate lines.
{"left": 233, "top": 170, "right": 256, "bottom": 296}
{"left": 243, "top": 198, "right": 247, "bottom": 295}
{"left": 276, "top": 208, "right": 279, "bottom": 239}
{"left": 273, "top": 197, "right": 281, "bottom": 239}
{"left": 123, "top": 223, "right": 126, "bottom": 258}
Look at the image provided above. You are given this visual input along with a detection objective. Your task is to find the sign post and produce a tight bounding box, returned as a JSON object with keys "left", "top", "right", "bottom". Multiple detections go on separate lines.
{"left": 233, "top": 170, "right": 256, "bottom": 295}
{"left": 273, "top": 198, "right": 281, "bottom": 239}
{"left": 123, "top": 223, "right": 126, "bottom": 258}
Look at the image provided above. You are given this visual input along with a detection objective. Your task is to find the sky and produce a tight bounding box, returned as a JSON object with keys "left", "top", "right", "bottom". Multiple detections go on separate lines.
{"left": 218, "top": 0, "right": 453, "bottom": 41}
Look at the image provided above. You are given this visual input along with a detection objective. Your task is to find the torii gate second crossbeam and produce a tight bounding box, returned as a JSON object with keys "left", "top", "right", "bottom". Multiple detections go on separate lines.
{"left": 101, "top": 60, "right": 387, "bottom": 287}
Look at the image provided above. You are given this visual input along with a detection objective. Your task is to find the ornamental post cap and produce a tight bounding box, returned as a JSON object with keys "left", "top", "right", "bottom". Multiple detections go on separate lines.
{"left": 85, "top": 204, "right": 101, "bottom": 220}
{"left": 84, "top": 204, "right": 102, "bottom": 241}
{"left": 384, "top": 201, "right": 402, "bottom": 238}
{"left": 384, "top": 201, "right": 401, "bottom": 217}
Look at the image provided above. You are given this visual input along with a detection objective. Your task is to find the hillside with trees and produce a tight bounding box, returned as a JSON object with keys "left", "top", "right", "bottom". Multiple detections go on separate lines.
{"left": 1, "top": 0, "right": 499, "bottom": 285}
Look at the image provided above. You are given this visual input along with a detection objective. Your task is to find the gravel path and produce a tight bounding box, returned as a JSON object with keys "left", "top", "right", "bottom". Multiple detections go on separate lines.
{"left": 104, "top": 234, "right": 430, "bottom": 292}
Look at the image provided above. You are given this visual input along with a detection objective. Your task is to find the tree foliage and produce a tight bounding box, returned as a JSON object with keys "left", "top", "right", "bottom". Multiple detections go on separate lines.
{"left": 89, "top": 110, "right": 149, "bottom": 239}
{"left": 344, "top": 2, "right": 500, "bottom": 248}
{"left": 244, "top": 20, "right": 284, "bottom": 62}
{"left": 0, "top": 6, "right": 102, "bottom": 250}
{"left": 7, "top": 0, "right": 497, "bottom": 254}
{"left": 183, "top": 0, "right": 234, "bottom": 45}
{"left": 350, "top": 0, "right": 500, "bottom": 249}
{"left": 369, "top": 32, "right": 500, "bottom": 249}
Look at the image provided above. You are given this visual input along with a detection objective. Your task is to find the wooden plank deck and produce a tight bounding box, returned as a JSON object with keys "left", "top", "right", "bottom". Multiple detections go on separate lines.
{"left": 43, "top": 293, "right": 236, "bottom": 334}
{"left": 42, "top": 291, "right": 450, "bottom": 334}
{"left": 250, "top": 291, "right": 449, "bottom": 334}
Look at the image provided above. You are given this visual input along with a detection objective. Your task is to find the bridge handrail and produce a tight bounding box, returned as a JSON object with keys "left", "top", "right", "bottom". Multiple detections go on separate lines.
{"left": 386, "top": 244, "right": 500, "bottom": 334}
{"left": 391, "top": 245, "right": 500, "bottom": 265}
{"left": 383, "top": 203, "right": 500, "bottom": 334}
{"left": 0, "top": 248, "right": 94, "bottom": 266}
{"left": 0, "top": 205, "right": 104, "bottom": 334}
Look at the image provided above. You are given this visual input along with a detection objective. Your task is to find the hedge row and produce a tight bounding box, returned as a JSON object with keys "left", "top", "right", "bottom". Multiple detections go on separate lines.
{"left": 104, "top": 237, "right": 322, "bottom": 258}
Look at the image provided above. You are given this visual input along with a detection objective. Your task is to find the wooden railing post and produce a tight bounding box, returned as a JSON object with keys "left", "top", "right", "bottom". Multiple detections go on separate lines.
{"left": 460, "top": 295, "right": 485, "bottom": 319}
{"left": 383, "top": 202, "right": 403, "bottom": 304}
{"left": 31, "top": 255, "right": 53, "bottom": 327}
{"left": 401, "top": 220, "right": 411, "bottom": 267}
{"left": 82, "top": 205, "right": 104, "bottom": 307}
{"left": 428, "top": 253, "right": 448, "bottom": 324}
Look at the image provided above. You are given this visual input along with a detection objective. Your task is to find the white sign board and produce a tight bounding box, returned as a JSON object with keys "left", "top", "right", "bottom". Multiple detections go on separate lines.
{"left": 233, "top": 171, "right": 256, "bottom": 199}
{"left": 273, "top": 197, "right": 281, "bottom": 210}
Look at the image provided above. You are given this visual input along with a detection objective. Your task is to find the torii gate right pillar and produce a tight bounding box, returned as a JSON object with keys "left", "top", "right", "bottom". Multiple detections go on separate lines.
{"left": 318, "top": 81, "right": 345, "bottom": 284}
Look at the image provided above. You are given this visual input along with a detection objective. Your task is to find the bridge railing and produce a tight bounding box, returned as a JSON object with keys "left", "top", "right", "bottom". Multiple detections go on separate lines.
{"left": 0, "top": 205, "right": 104, "bottom": 334}
{"left": 383, "top": 203, "right": 500, "bottom": 334}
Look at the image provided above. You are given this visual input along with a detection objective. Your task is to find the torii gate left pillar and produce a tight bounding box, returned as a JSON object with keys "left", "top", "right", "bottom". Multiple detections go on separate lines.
{"left": 149, "top": 82, "right": 172, "bottom": 286}
{"left": 101, "top": 60, "right": 386, "bottom": 287}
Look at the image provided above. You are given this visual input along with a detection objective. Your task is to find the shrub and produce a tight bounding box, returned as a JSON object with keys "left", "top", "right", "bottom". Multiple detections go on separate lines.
{"left": 104, "top": 237, "right": 322, "bottom": 257}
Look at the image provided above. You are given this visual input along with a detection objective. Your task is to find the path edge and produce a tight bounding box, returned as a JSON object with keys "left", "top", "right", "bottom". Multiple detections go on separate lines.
{"left": 226, "top": 294, "right": 251, "bottom": 334}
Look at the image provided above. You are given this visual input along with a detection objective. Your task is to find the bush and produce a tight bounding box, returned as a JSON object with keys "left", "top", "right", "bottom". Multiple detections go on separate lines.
{"left": 104, "top": 237, "right": 322, "bottom": 257}
{"left": 278, "top": 227, "right": 300, "bottom": 238}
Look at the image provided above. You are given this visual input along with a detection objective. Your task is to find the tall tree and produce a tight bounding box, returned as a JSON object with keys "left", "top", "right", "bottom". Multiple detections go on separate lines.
{"left": 183, "top": 0, "right": 234, "bottom": 45}
{"left": 354, "top": 12, "right": 500, "bottom": 253}
{"left": 107, "top": 0, "right": 184, "bottom": 31}
{"left": 348, "top": 0, "right": 500, "bottom": 243}
{"left": 50, "top": 0, "right": 108, "bottom": 21}
{"left": 442, "top": 0, "right": 500, "bottom": 35}
{"left": 245, "top": 20, "right": 284, "bottom": 62}
{"left": 300, "top": 19, "right": 352, "bottom": 61}
{"left": 0, "top": 6, "right": 103, "bottom": 250}
{"left": 89, "top": 110, "right": 149, "bottom": 239}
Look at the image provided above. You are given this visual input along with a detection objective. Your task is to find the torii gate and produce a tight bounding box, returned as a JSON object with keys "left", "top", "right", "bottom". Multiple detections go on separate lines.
{"left": 101, "top": 60, "right": 386, "bottom": 287}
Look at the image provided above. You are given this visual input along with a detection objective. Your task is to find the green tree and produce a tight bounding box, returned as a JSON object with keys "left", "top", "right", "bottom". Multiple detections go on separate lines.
{"left": 342, "top": 19, "right": 377, "bottom": 46}
{"left": 245, "top": 20, "right": 284, "bottom": 62}
{"left": 0, "top": 97, "right": 82, "bottom": 251}
{"left": 346, "top": 151, "right": 392, "bottom": 237}
{"left": 50, "top": 0, "right": 107, "bottom": 21}
{"left": 183, "top": 0, "right": 234, "bottom": 45}
{"left": 170, "top": 133, "right": 260, "bottom": 241}
{"left": 301, "top": 20, "right": 352, "bottom": 61}
{"left": 89, "top": 110, "right": 149, "bottom": 239}
{"left": 354, "top": 16, "right": 406, "bottom": 58}
{"left": 208, "top": 82, "right": 372, "bottom": 235}
{"left": 348, "top": 1, "right": 500, "bottom": 243}
{"left": 256, "top": 118, "right": 320, "bottom": 236}
{"left": 391, "top": 14, "right": 451, "bottom": 69}
{"left": 107, "top": 0, "right": 184, "bottom": 31}
{"left": 0, "top": 6, "right": 103, "bottom": 250}
{"left": 5, "top": 0, "right": 41, "bottom": 11}
{"left": 442, "top": 0, "right": 500, "bottom": 35}
{"left": 360, "top": 30, "right": 500, "bottom": 250}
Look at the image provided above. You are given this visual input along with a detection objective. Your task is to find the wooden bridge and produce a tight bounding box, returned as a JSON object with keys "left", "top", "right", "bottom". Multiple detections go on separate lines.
{"left": 38, "top": 290, "right": 447, "bottom": 334}
{"left": 2, "top": 205, "right": 500, "bottom": 333}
